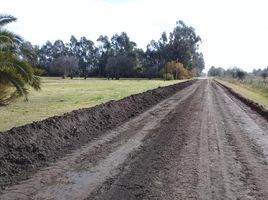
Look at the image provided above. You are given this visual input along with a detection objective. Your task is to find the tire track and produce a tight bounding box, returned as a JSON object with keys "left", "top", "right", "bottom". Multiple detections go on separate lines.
{"left": 0, "top": 81, "right": 201, "bottom": 200}
{"left": 92, "top": 79, "right": 207, "bottom": 200}
{"left": 2, "top": 79, "right": 268, "bottom": 200}
{"left": 210, "top": 81, "right": 268, "bottom": 199}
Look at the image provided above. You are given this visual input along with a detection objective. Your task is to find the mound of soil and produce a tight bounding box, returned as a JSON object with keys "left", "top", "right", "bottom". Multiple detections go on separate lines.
{"left": 0, "top": 80, "right": 196, "bottom": 191}
{"left": 215, "top": 80, "right": 268, "bottom": 120}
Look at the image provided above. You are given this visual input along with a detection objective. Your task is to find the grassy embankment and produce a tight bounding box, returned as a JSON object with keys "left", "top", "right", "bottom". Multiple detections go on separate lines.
{"left": 0, "top": 77, "right": 186, "bottom": 132}
{"left": 217, "top": 78, "right": 268, "bottom": 109}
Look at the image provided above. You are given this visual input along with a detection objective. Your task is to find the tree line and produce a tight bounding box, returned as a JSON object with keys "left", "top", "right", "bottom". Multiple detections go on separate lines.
{"left": 30, "top": 21, "right": 205, "bottom": 80}
{"left": 0, "top": 14, "right": 205, "bottom": 105}
{"left": 208, "top": 66, "right": 268, "bottom": 81}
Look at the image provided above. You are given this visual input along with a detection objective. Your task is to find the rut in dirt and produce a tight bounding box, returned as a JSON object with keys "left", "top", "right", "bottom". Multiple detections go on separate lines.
{"left": 0, "top": 80, "right": 195, "bottom": 191}
{"left": 1, "top": 79, "right": 268, "bottom": 200}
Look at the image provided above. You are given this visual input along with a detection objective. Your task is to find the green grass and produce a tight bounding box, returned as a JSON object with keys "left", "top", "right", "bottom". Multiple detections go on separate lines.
{"left": 0, "top": 77, "right": 186, "bottom": 132}
{"left": 217, "top": 78, "right": 268, "bottom": 109}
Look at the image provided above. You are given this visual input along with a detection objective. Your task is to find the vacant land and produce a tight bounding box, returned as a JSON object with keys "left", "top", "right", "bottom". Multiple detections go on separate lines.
{"left": 0, "top": 77, "right": 184, "bottom": 132}
{"left": 217, "top": 78, "right": 268, "bottom": 109}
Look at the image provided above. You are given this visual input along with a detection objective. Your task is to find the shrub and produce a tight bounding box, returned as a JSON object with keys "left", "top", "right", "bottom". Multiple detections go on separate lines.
{"left": 164, "top": 61, "right": 192, "bottom": 80}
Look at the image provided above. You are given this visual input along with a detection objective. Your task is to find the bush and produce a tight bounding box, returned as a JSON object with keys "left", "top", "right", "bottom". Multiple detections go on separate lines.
{"left": 164, "top": 61, "right": 192, "bottom": 80}
{"left": 237, "top": 70, "right": 246, "bottom": 80}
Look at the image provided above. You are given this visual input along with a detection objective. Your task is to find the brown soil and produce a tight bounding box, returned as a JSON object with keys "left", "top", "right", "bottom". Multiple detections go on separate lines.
{"left": 0, "top": 80, "right": 195, "bottom": 192}
{"left": 1, "top": 79, "right": 268, "bottom": 200}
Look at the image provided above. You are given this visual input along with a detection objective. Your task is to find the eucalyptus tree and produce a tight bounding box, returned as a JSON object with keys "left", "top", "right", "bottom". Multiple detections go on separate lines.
{"left": 105, "top": 32, "right": 138, "bottom": 79}
{"left": 144, "top": 20, "right": 204, "bottom": 77}
{"left": 96, "top": 35, "right": 112, "bottom": 76}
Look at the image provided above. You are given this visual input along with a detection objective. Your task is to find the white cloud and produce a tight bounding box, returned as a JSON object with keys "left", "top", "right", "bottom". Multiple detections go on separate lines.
{"left": 1, "top": 0, "right": 268, "bottom": 72}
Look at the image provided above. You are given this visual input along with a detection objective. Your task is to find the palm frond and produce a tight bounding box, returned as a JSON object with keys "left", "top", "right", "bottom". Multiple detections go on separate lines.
{"left": 0, "top": 13, "right": 40, "bottom": 105}
{"left": 20, "top": 43, "right": 37, "bottom": 63}
{"left": 30, "top": 75, "right": 41, "bottom": 90}
{"left": 0, "top": 68, "right": 28, "bottom": 100}
{"left": 0, "top": 29, "right": 23, "bottom": 46}
{"left": 0, "top": 84, "right": 18, "bottom": 105}
{"left": 0, "top": 14, "right": 17, "bottom": 27}
{"left": 0, "top": 52, "right": 32, "bottom": 81}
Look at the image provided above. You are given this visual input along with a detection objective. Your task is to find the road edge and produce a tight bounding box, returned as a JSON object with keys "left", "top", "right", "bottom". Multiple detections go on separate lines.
{"left": 214, "top": 80, "right": 268, "bottom": 120}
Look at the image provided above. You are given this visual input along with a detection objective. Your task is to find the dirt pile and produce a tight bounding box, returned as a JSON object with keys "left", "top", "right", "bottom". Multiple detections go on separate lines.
{"left": 0, "top": 80, "right": 195, "bottom": 191}
{"left": 215, "top": 80, "right": 268, "bottom": 120}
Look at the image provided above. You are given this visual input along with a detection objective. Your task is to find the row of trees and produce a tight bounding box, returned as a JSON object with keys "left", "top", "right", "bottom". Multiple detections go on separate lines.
{"left": 208, "top": 66, "right": 247, "bottom": 79}
{"left": 252, "top": 67, "right": 268, "bottom": 80}
{"left": 32, "top": 21, "right": 205, "bottom": 79}
{"left": 208, "top": 66, "right": 268, "bottom": 80}
{"left": 0, "top": 14, "right": 205, "bottom": 105}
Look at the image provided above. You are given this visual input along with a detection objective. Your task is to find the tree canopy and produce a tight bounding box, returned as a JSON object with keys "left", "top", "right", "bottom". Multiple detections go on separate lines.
{"left": 33, "top": 20, "right": 205, "bottom": 79}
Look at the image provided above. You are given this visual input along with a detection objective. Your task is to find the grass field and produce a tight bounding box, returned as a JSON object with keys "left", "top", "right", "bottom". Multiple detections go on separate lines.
{"left": 0, "top": 77, "right": 185, "bottom": 132}
{"left": 217, "top": 78, "right": 268, "bottom": 109}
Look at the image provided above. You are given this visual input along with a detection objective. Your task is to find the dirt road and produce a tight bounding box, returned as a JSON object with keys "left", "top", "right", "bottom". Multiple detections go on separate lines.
{"left": 1, "top": 79, "right": 268, "bottom": 200}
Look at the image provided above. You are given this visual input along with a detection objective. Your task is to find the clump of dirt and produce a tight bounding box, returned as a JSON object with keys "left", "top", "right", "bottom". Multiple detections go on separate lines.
{"left": 0, "top": 80, "right": 195, "bottom": 191}
{"left": 215, "top": 80, "right": 268, "bottom": 120}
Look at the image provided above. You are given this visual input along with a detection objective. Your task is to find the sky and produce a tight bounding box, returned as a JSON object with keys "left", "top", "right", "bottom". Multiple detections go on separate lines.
{"left": 1, "top": 0, "right": 268, "bottom": 72}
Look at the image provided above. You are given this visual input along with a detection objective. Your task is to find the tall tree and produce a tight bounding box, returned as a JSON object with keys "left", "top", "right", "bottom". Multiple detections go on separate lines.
{"left": 169, "top": 21, "right": 201, "bottom": 68}
{"left": 38, "top": 41, "right": 54, "bottom": 68}
{"left": 96, "top": 35, "right": 112, "bottom": 77}
{"left": 52, "top": 40, "right": 68, "bottom": 58}
{"left": 144, "top": 20, "right": 204, "bottom": 77}
{"left": 105, "top": 32, "right": 138, "bottom": 79}
{"left": 77, "top": 37, "right": 96, "bottom": 73}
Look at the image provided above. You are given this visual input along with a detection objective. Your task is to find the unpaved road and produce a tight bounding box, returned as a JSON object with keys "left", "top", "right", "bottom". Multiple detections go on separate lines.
{"left": 1, "top": 79, "right": 268, "bottom": 200}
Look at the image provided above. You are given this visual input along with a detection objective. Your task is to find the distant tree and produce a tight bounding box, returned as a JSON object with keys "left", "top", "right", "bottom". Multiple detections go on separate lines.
{"left": 225, "top": 67, "right": 244, "bottom": 78}
{"left": 252, "top": 67, "right": 268, "bottom": 82}
{"left": 38, "top": 41, "right": 54, "bottom": 69}
{"left": 106, "top": 55, "right": 135, "bottom": 80}
{"left": 208, "top": 66, "right": 225, "bottom": 77}
{"left": 168, "top": 21, "right": 203, "bottom": 71}
{"left": 236, "top": 69, "right": 247, "bottom": 80}
{"left": 52, "top": 40, "right": 68, "bottom": 58}
{"left": 208, "top": 66, "right": 216, "bottom": 76}
{"left": 111, "top": 32, "right": 136, "bottom": 55}
{"left": 261, "top": 70, "right": 267, "bottom": 81}
{"left": 67, "top": 35, "right": 79, "bottom": 56}
{"left": 191, "top": 52, "right": 205, "bottom": 75}
{"left": 50, "top": 55, "right": 79, "bottom": 78}
{"left": 0, "top": 14, "right": 40, "bottom": 105}
{"left": 96, "top": 35, "right": 112, "bottom": 77}
{"left": 133, "top": 48, "right": 145, "bottom": 77}
{"left": 144, "top": 20, "right": 204, "bottom": 77}
{"left": 143, "top": 65, "right": 158, "bottom": 79}
{"left": 225, "top": 68, "right": 235, "bottom": 78}
{"left": 34, "top": 20, "right": 205, "bottom": 79}
{"left": 77, "top": 36, "right": 96, "bottom": 75}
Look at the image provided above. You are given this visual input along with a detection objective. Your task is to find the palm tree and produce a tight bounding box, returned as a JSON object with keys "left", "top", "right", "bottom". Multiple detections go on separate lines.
{"left": 0, "top": 14, "right": 40, "bottom": 105}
